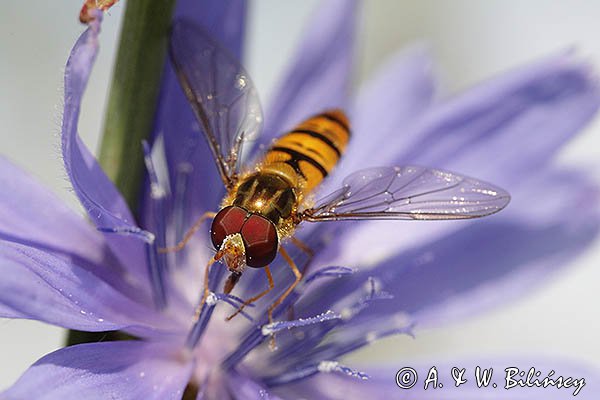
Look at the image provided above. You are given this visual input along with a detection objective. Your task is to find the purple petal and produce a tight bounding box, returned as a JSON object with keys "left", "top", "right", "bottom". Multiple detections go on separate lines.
{"left": 0, "top": 155, "right": 126, "bottom": 289}
{"left": 172, "top": 0, "right": 246, "bottom": 56}
{"left": 0, "top": 240, "right": 183, "bottom": 335}
{"left": 3, "top": 341, "right": 193, "bottom": 400}
{"left": 259, "top": 0, "right": 358, "bottom": 144}
{"left": 321, "top": 46, "right": 436, "bottom": 193}
{"left": 142, "top": 0, "right": 247, "bottom": 236}
{"left": 226, "top": 369, "right": 283, "bottom": 400}
{"left": 277, "top": 360, "right": 597, "bottom": 399}
{"left": 313, "top": 52, "right": 600, "bottom": 274}
{"left": 0, "top": 303, "right": 25, "bottom": 319}
{"left": 382, "top": 52, "right": 600, "bottom": 186}
{"left": 302, "top": 170, "right": 599, "bottom": 333}
{"left": 61, "top": 15, "right": 150, "bottom": 286}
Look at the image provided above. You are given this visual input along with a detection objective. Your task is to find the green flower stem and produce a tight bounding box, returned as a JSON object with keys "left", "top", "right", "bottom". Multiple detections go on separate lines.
{"left": 98, "top": 0, "right": 176, "bottom": 210}
{"left": 66, "top": 0, "right": 176, "bottom": 347}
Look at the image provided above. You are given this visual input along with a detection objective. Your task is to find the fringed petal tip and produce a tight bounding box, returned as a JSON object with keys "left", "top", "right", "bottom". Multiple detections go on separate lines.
{"left": 551, "top": 46, "right": 600, "bottom": 84}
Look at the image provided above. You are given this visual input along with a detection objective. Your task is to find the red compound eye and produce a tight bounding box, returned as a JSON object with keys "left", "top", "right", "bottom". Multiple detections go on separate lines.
{"left": 241, "top": 214, "right": 278, "bottom": 268}
{"left": 210, "top": 206, "right": 248, "bottom": 250}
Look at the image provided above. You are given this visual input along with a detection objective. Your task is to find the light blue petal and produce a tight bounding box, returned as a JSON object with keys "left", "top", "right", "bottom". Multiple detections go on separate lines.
{"left": 61, "top": 14, "right": 150, "bottom": 289}
{"left": 321, "top": 45, "right": 436, "bottom": 194}
{"left": 385, "top": 52, "right": 600, "bottom": 187}
{"left": 3, "top": 341, "right": 193, "bottom": 400}
{"left": 0, "top": 240, "right": 183, "bottom": 335}
{"left": 0, "top": 155, "right": 131, "bottom": 292}
{"left": 259, "top": 0, "right": 358, "bottom": 144}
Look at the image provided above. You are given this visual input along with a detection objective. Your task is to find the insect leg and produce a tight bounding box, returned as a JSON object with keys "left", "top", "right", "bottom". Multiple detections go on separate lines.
{"left": 225, "top": 266, "right": 274, "bottom": 321}
{"left": 290, "top": 236, "right": 314, "bottom": 273}
{"left": 193, "top": 256, "right": 216, "bottom": 322}
{"left": 159, "top": 211, "right": 217, "bottom": 253}
{"left": 285, "top": 237, "right": 315, "bottom": 321}
{"left": 267, "top": 247, "right": 302, "bottom": 350}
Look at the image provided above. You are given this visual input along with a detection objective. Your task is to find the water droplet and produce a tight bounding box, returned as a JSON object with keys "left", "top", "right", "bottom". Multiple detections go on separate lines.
{"left": 205, "top": 292, "right": 218, "bottom": 306}
{"left": 235, "top": 74, "right": 247, "bottom": 89}
{"left": 340, "top": 308, "right": 354, "bottom": 321}
{"left": 365, "top": 331, "right": 378, "bottom": 343}
{"left": 393, "top": 312, "right": 411, "bottom": 328}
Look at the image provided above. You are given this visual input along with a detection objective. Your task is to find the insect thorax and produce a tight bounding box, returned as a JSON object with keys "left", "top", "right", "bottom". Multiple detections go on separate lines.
{"left": 227, "top": 171, "right": 298, "bottom": 232}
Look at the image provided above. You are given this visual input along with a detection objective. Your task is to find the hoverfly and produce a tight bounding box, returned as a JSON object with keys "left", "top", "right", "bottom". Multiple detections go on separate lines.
{"left": 165, "top": 20, "right": 510, "bottom": 336}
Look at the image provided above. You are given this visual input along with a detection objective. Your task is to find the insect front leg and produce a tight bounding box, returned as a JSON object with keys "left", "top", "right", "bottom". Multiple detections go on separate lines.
{"left": 192, "top": 256, "right": 217, "bottom": 321}
{"left": 285, "top": 237, "right": 315, "bottom": 322}
{"left": 159, "top": 211, "right": 217, "bottom": 253}
{"left": 267, "top": 247, "right": 303, "bottom": 350}
{"left": 290, "top": 236, "right": 314, "bottom": 274}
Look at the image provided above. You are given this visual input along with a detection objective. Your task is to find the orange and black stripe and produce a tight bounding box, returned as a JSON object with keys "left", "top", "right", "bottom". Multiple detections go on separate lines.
{"left": 262, "top": 109, "right": 351, "bottom": 194}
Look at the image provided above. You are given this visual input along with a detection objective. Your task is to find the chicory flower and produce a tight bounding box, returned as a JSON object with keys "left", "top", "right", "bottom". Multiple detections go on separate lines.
{"left": 1, "top": 1, "right": 599, "bottom": 398}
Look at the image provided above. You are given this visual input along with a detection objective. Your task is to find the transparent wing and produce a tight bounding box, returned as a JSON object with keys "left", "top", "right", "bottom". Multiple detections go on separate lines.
{"left": 303, "top": 166, "right": 510, "bottom": 221}
{"left": 170, "top": 19, "right": 263, "bottom": 187}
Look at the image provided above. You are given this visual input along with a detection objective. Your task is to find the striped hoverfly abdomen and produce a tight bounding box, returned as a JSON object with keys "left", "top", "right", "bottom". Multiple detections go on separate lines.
{"left": 262, "top": 109, "right": 351, "bottom": 195}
